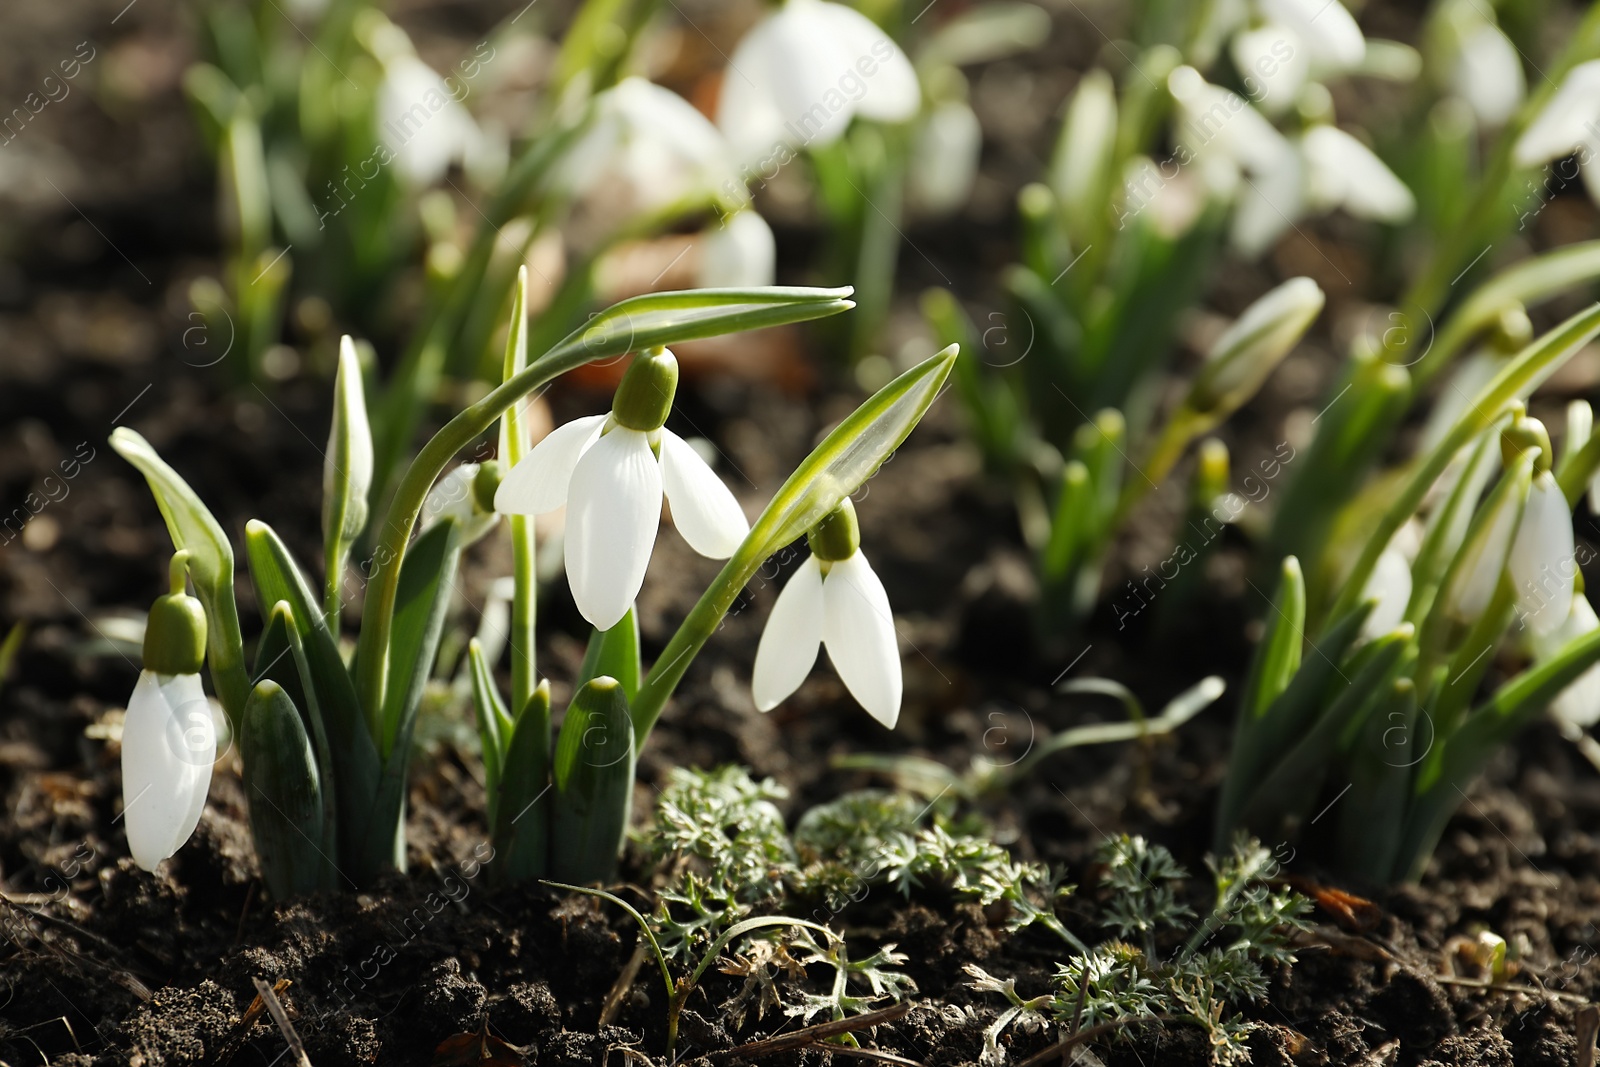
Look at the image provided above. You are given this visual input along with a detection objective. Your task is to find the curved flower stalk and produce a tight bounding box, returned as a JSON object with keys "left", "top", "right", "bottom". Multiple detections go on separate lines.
{"left": 494, "top": 346, "right": 750, "bottom": 630}
{"left": 123, "top": 553, "right": 217, "bottom": 872}
{"left": 753, "top": 499, "right": 901, "bottom": 728}
{"left": 716, "top": 0, "right": 920, "bottom": 163}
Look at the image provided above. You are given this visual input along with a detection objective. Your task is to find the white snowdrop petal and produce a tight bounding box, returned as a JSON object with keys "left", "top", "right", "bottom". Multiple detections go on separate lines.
{"left": 1302, "top": 126, "right": 1415, "bottom": 223}
{"left": 380, "top": 55, "right": 481, "bottom": 186}
{"left": 122, "top": 671, "right": 205, "bottom": 870}
{"left": 821, "top": 552, "right": 902, "bottom": 728}
{"left": 1514, "top": 60, "right": 1600, "bottom": 167}
{"left": 564, "top": 428, "right": 662, "bottom": 631}
{"left": 752, "top": 554, "right": 826, "bottom": 711}
{"left": 699, "top": 211, "right": 777, "bottom": 288}
{"left": 909, "top": 101, "right": 983, "bottom": 215}
{"left": 1260, "top": 0, "right": 1364, "bottom": 71}
{"left": 1510, "top": 473, "right": 1575, "bottom": 635}
{"left": 659, "top": 430, "right": 749, "bottom": 559}
{"left": 720, "top": 1, "right": 852, "bottom": 158}
{"left": 1454, "top": 24, "right": 1525, "bottom": 127}
{"left": 159, "top": 672, "right": 216, "bottom": 851}
{"left": 1361, "top": 548, "right": 1413, "bottom": 641}
{"left": 495, "top": 413, "right": 607, "bottom": 515}
{"left": 1230, "top": 25, "right": 1308, "bottom": 115}
{"left": 1541, "top": 597, "right": 1600, "bottom": 729}
{"left": 1231, "top": 145, "right": 1304, "bottom": 256}
{"left": 814, "top": 0, "right": 920, "bottom": 123}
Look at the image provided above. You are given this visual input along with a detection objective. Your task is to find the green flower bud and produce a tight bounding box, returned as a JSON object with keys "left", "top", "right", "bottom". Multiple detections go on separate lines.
{"left": 143, "top": 552, "right": 207, "bottom": 676}
{"left": 611, "top": 347, "right": 680, "bottom": 432}
{"left": 1501, "top": 413, "right": 1552, "bottom": 474}
{"left": 1190, "top": 277, "right": 1325, "bottom": 416}
{"left": 807, "top": 498, "right": 861, "bottom": 562}
{"left": 473, "top": 460, "right": 503, "bottom": 513}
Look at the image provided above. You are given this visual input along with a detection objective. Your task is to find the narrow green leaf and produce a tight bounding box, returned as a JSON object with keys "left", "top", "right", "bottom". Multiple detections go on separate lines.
{"left": 241, "top": 680, "right": 325, "bottom": 899}
{"left": 496, "top": 681, "right": 552, "bottom": 884}
{"left": 243, "top": 520, "right": 382, "bottom": 880}
{"left": 577, "top": 610, "right": 642, "bottom": 702}
{"left": 500, "top": 267, "right": 538, "bottom": 714}
{"left": 322, "top": 336, "right": 373, "bottom": 622}
{"left": 1336, "top": 678, "right": 1418, "bottom": 882}
{"left": 1242, "top": 557, "right": 1306, "bottom": 721}
{"left": 255, "top": 601, "right": 338, "bottom": 870}
{"left": 110, "top": 428, "right": 249, "bottom": 726}
{"left": 551, "top": 677, "right": 636, "bottom": 885}
{"left": 467, "top": 639, "right": 510, "bottom": 816}
{"left": 379, "top": 517, "right": 464, "bottom": 758}
{"left": 1237, "top": 626, "right": 1415, "bottom": 842}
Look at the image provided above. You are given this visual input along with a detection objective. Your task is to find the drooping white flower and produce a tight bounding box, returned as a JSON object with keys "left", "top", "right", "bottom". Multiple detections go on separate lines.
{"left": 699, "top": 210, "right": 777, "bottom": 288}
{"left": 365, "top": 18, "right": 487, "bottom": 188}
{"left": 1231, "top": 123, "right": 1415, "bottom": 256}
{"left": 1513, "top": 60, "right": 1600, "bottom": 208}
{"left": 1532, "top": 596, "right": 1600, "bottom": 733}
{"left": 123, "top": 554, "right": 215, "bottom": 872}
{"left": 1170, "top": 66, "right": 1290, "bottom": 176}
{"left": 909, "top": 100, "right": 983, "bottom": 216}
{"left": 422, "top": 461, "right": 500, "bottom": 545}
{"left": 751, "top": 501, "right": 901, "bottom": 727}
{"left": 1509, "top": 470, "right": 1576, "bottom": 635}
{"left": 554, "top": 77, "right": 743, "bottom": 217}
{"left": 1256, "top": 0, "right": 1365, "bottom": 73}
{"left": 1359, "top": 520, "right": 1422, "bottom": 641}
{"left": 494, "top": 348, "right": 748, "bottom": 630}
{"left": 716, "top": 0, "right": 920, "bottom": 164}
{"left": 1445, "top": 467, "right": 1528, "bottom": 624}
{"left": 123, "top": 671, "right": 216, "bottom": 871}
{"left": 1230, "top": 24, "right": 1309, "bottom": 115}
{"left": 1451, "top": 22, "right": 1525, "bottom": 127}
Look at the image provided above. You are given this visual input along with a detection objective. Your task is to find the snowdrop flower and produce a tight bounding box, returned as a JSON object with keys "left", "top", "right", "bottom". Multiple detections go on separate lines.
{"left": 1360, "top": 520, "right": 1422, "bottom": 641}
{"left": 1256, "top": 0, "right": 1365, "bottom": 74}
{"left": 1231, "top": 24, "right": 1310, "bottom": 115}
{"left": 123, "top": 553, "right": 216, "bottom": 872}
{"left": 494, "top": 348, "right": 749, "bottom": 630}
{"left": 716, "top": 0, "right": 920, "bottom": 164}
{"left": 752, "top": 499, "right": 901, "bottom": 727}
{"left": 1232, "top": 123, "right": 1415, "bottom": 256}
{"left": 1450, "top": 22, "right": 1525, "bottom": 127}
{"left": 908, "top": 100, "right": 983, "bottom": 215}
{"left": 367, "top": 20, "right": 487, "bottom": 187}
{"left": 1513, "top": 60, "right": 1600, "bottom": 207}
{"left": 699, "top": 209, "right": 777, "bottom": 288}
{"left": 554, "top": 78, "right": 743, "bottom": 217}
{"left": 422, "top": 461, "right": 500, "bottom": 546}
{"left": 1532, "top": 596, "right": 1600, "bottom": 734}
{"left": 1510, "top": 467, "right": 1576, "bottom": 636}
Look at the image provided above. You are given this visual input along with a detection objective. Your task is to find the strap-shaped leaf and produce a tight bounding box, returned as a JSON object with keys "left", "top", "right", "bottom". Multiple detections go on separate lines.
{"left": 255, "top": 601, "right": 338, "bottom": 870}
{"left": 1241, "top": 557, "right": 1306, "bottom": 722}
{"left": 243, "top": 520, "right": 382, "bottom": 879}
{"left": 496, "top": 681, "right": 552, "bottom": 884}
{"left": 322, "top": 337, "right": 373, "bottom": 621}
{"left": 467, "top": 639, "right": 511, "bottom": 818}
{"left": 379, "top": 517, "right": 463, "bottom": 758}
{"left": 577, "top": 609, "right": 642, "bottom": 702}
{"left": 500, "top": 268, "right": 539, "bottom": 715}
{"left": 628, "top": 345, "right": 959, "bottom": 743}
{"left": 240, "top": 680, "right": 325, "bottom": 899}
{"left": 110, "top": 428, "right": 249, "bottom": 725}
{"left": 1336, "top": 678, "right": 1419, "bottom": 882}
{"left": 551, "top": 678, "right": 636, "bottom": 885}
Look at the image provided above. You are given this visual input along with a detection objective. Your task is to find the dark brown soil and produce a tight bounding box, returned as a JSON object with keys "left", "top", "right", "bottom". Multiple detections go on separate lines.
{"left": 5, "top": 0, "right": 1600, "bottom": 1065}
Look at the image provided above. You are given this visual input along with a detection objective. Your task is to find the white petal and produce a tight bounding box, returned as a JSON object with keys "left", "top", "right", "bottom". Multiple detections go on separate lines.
{"left": 1539, "top": 597, "right": 1600, "bottom": 728}
{"left": 564, "top": 427, "right": 662, "bottom": 630}
{"left": 752, "top": 554, "right": 826, "bottom": 710}
{"left": 821, "top": 552, "right": 902, "bottom": 728}
{"left": 495, "top": 413, "right": 606, "bottom": 515}
{"left": 719, "top": 0, "right": 852, "bottom": 159}
{"left": 1230, "top": 25, "right": 1308, "bottom": 115}
{"left": 659, "top": 430, "right": 749, "bottom": 559}
{"left": 122, "top": 671, "right": 213, "bottom": 871}
{"left": 1360, "top": 548, "right": 1413, "bottom": 641}
{"left": 812, "top": 0, "right": 920, "bottom": 123}
{"left": 1302, "top": 126, "right": 1415, "bottom": 223}
{"left": 1231, "top": 145, "right": 1304, "bottom": 256}
{"left": 909, "top": 101, "right": 983, "bottom": 215}
{"left": 1514, "top": 60, "right": 1600, "bottom": 167}
{"left": 1510, "top": 472, "right": 1576, "bottom": 635}
{"left": 1454, "top": 24, "right": 1525, "bottom": 127}
{"left": 379, "top": 55, "right": 482, "bottom": 186}
{"left": 1259, "top": 0, "right": 1365, "bottom": 71}
{"left": 699, "top": 211, "right": 777, "bottom": 288}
